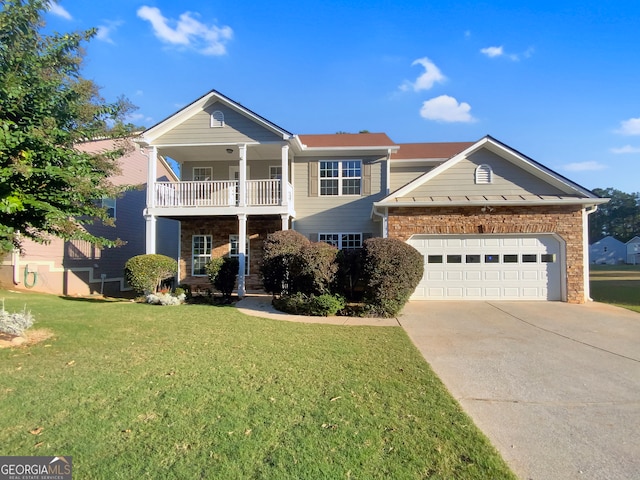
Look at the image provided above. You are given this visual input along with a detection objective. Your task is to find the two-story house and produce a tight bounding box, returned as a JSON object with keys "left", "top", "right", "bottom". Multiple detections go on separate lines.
{"left": 136, "top": 89, "right": 607, "bottom": 303}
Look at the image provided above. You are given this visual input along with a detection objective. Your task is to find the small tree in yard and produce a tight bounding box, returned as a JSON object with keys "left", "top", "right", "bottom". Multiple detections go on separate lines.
{"left": 362, "top": 238, "right": 423, "bottom": 317}
{"left": 205, "top": 257, "right": 238, "bottom": 298}
{"left": 260, "top": 230, "right": 309, "bottom": 295}
{"left": 124, "top": 254, "right": 177, "bottom": 295}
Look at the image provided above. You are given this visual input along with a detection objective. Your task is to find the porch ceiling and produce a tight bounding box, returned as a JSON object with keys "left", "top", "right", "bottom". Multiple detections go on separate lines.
{"left": 159, "top": 144, "right": 286, "bottom": 163}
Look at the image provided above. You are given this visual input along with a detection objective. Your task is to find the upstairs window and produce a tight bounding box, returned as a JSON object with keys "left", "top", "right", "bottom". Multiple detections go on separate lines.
{"left": 319, "top": 160, "right": 361, "bottom": 196}
{"left": 475, "top": 164, "right": 493, "bottom": 184}
{"left": 210, "top": 110, "right": 225, "bottom": 128}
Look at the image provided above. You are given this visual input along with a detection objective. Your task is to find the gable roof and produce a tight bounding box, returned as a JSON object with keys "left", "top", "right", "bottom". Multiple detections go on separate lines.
{"left": 392, "top": 142, "right": 474, "bottom": 160}
{"left": 139, "top": 89, "right": 293, "bottom": 144}
{"left": 376, "top": 135, "right": 608, "bottom": 208}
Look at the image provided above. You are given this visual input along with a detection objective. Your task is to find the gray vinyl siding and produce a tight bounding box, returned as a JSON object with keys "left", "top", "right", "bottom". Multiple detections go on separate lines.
{"left": 390, "top": 165, "right": 434, "bottom": 192}
{"left": 409, "top": 150, "right": 568, "bottom": 197}
{"left": 181, "top": 160, "right": 276, "bottom": 181}
{"left": 292, "top": 156, "right": 385, "bottom": 239}
{"left": 155, "top": 102, "right": 283, "bottom": 145}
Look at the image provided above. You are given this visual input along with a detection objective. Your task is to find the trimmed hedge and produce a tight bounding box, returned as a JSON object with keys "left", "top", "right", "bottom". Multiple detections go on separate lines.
{"left": 260, "top": 230, "right": 309, "bottom": 295}
{"left": 273, "top": 293, "right": 345, "bottom": 317}
{"left": 362, "top": 238, "right": 423, "bottom": 317}
{"left": 124, "top": 254, "right": 177, "bottom": 295}
{"left": 297, "top": 241, "right": 339, "bottom": 295}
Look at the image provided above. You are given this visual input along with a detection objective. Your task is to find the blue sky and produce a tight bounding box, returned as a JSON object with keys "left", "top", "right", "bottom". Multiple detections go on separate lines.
{"left": 45, "top": 0, "right": 640, "bottom": 193}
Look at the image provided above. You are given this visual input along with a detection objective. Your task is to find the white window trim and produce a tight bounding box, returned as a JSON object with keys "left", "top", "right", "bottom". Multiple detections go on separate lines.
{"left": 319, "top": 232, "right": 363, "bottom": 249}
{"left": 192, "top": 235, "right": 212, "bottom": 276}
{"left": 269, "top": 165, "right": 282, "bottom": 180}
{"left": 210, "top": 110, "right": 224, "bottom": 128}
{"left": 229, "top": 235, "right": 250, "bottom": 275}
{"left": 475, "top": 164, "right": 493, "bottom": 184}
{"left": 318, "top": 160, "right": 362, "bottom": 196}
{"left": 193, "top": 166, "right": 212, "bottom": 181}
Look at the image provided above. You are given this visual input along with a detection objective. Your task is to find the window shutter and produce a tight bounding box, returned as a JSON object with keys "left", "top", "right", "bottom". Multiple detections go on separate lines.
{"left": 363, "top": 162, "right": 372, "bottom": 195}
{"left": 309, "top": 162, "right": 318, "bottom": 197}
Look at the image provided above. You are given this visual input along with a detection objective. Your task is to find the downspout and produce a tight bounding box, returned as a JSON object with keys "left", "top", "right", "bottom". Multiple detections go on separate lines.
{"left": 12, "top": 249, "right": 20, "bottom": 285}
{"left": 372, "top": 206, "right": 388, "bottom": 238}
{"left": 584, "top": 205, "right": 598, "bottom": 301}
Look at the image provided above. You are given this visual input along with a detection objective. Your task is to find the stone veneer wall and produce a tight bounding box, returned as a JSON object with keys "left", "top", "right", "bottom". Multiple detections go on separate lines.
{"left": 179, "top": 216, "right": 282, "bottom": 292}
{"left": 387, "top": 205, "right": 586, "bottom": 303}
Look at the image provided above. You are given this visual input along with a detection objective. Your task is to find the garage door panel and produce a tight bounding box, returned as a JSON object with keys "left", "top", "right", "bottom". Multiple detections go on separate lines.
{"left": 410, "top": 234, "right": 563, "bottom": 301}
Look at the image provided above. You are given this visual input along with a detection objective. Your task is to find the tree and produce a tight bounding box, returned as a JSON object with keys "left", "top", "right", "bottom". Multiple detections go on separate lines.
{"left": 0, "top": 0, "right": 138, "bottom": 255}
{"left": 589, "top": 188, "right": 640, "bottom": 243}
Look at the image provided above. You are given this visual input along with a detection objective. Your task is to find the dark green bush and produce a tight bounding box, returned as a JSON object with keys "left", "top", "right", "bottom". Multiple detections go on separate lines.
{"left": 297, "top": 242, "right": 339, "bottom": 295}
{"left": 124, "top": 254, "right": 177, "bottom": 295}
{"left": 273, "top": 293, "right": 345, "bottom": 316}
{"left": 362, "top": 238, "right": 423, "bottom": 317}
{"left": 334, "top": 248, "right": 366, "bottom": 301}
{"left": 261, "top": 230, "right": 309, "bottom": 295}
{"left": 214, "top": 257, "right": 239, "bottom": 298}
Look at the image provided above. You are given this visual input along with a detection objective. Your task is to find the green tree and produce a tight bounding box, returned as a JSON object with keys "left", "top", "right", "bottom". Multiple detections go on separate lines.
{"left": 589, "top": 188, "right": 640, "bottom": 243}
{"left": 0, "top": 0, "right": 138, "bottom": 254}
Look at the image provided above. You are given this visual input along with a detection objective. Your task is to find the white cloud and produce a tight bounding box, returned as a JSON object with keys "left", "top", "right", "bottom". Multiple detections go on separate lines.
{"left": 611, "top": 145, "right": 640, "bottom": 154}
{"left": 616, "top": 117, "right": 640, "bottom": 136}
{"left": 400, "top": 57, "right": 446, "bottom": 92}
{"left": 481, "top": 46, "right": 503, "bottom": 58}
{"left": 49, "top": 2, "right": 72, "bottom": 20}
{"left": 96, "top": 21, "right": 123, "bottom": 45}
{"left": 137, "top": 6, "right": 233, "bottom": 56}
{"left": 562, "top": 161, "right": 607, "bottom": 172}
{"left": 419, "top": 95, "right": 475, "bottom": 123}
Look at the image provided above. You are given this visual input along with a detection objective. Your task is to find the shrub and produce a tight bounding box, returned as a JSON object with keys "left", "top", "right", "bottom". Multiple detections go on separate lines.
{"left": 205, "top": 257, "right": 224, "bottom": 284}
{"left": 362, "top": 238, "right": 423, "bottom": 317}
{"left": 146, "top": 292, "right": 186, "bottom": 306}
{"left": 334, "top": 248, "right": 366, "bottom": 301}
{"left": 261, "top": 230, "right": 309, "bottom": 295}
{"left": 0, "top": 301, "right": 34, "bottom": 336}
{"left": 297, "top": 242, "right": 339, "bottom": 295}
{"left": 124, "top": 254, "right": 177, "bottom": 295}
{"left": 214, "top": 257, "right": 239, "bottom": 298}
{"left": 273, "top": 293, "right": 345, "bottom": 316}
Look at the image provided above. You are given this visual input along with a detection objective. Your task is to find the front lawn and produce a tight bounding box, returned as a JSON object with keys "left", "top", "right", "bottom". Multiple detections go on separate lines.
{"left": 0, "top": 290, "right": 515, "bottom": 479}
{"left": 590, "top": 264, "right": 640, "bottom": 313}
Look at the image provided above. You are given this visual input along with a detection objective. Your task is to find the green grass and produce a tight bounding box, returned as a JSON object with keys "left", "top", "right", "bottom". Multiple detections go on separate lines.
{"left": 590, "top": 264, "right": 640, "bottom": 313}
{"left": 0, "top": 290, "right": 515, "bottom": 479}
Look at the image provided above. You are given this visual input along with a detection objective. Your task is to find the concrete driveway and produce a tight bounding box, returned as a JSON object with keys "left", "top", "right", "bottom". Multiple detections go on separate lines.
{"left": 398, "top": 301, "right": 640, "bottom": 480}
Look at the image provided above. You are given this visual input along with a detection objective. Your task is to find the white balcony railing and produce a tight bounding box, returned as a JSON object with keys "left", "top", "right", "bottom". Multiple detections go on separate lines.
{"left": 153, "top": 180, "right": 292, "bottom": 208}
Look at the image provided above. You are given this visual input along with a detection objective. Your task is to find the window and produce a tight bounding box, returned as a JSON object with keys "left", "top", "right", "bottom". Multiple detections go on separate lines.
{"left": 485, "top": 254, "right": 500, "bottom": 263}
{"left": 193, "top": 167, "right": 212, "bottom": 181}
{"left": 192, "top": 235, "right": 212, "bottom": 276}
{"left": 541, "top": 254, "right": 556, "bottom": 263}
{"left": 269, "top": 166, "right": 282, "bottom": 180}
{"left": 503, "top": 254, "right": 518, "bottom": 263}
{"left": 427, "top": 255, "right": 443, "bottom": 263}
{"left": 466, "top": 254, "right": 481, "bottom": 263}
{"left": 230, "top": 235, "right": 250, "bottom": 275}
{"left": 447, "top": 255, "right": 462, "bottom": 263}
{"left": 475, "top": 164, "right": 493, "bottom": 184}
{"left": 319, "top": 160, "right": 361, "bottom": 196}
{"left": 210, "top": 110, "right": 224, "bottom": 128}
{"left": 522, "top": 254, "right": 537, "bottom": 263}
{"left": 101, "top": 198, "right": 116, "bottom": 218}
{"left": 319, "top": 233, "right": 362, "bottom": 250}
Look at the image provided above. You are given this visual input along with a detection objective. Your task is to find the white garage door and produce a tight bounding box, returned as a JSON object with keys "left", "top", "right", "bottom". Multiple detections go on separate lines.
{"left": 408, "top": 235, "right": 563, "bottom": 300}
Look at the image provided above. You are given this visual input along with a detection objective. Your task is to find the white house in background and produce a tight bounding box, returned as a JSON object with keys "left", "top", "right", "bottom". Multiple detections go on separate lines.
{"left": 626, "top": 236, "right": 640, "bottom": 265}
{"left": 589, "top": 236, "right": 626, "bottom": 265}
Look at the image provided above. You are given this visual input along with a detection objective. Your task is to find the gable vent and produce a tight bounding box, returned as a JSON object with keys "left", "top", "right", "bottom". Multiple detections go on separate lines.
{"left": 475, "top": 164, "right": 493, "bottom": 184}
{"left": 210, "top": 110, "right": 225, "bottom": 128}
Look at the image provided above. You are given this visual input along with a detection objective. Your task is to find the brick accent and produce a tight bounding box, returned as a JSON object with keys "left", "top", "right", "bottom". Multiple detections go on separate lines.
{"left": 387, "top": 205, "right": 586, "bottom": 303}
{"left": 179, "top": 216, "right": 282, "bottom": 293}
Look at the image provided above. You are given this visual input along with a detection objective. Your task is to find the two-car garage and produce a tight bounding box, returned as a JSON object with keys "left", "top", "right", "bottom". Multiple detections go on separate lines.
{"left": 408, "top": 234, "right": 565, "bottom": 301}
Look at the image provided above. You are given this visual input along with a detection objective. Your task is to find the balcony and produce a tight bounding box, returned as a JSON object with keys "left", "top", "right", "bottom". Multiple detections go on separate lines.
{"left": 150, "top": 179, "right": 294, "bottom": 216}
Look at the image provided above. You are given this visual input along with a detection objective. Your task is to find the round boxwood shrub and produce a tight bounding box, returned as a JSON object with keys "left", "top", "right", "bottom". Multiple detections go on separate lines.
{"left": 362, "top": 238, "right": 423, "bottom": 317}
{"left": 124, "top": 254, "right": 177, "bottom": 295}
{"left": 273, "top": 292, "right": 345, "bottom": 316}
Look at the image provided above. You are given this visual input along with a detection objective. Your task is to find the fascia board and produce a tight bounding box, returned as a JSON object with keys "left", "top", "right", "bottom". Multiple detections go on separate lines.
{"left": 374, "top": 197, "right": 610, "bottom": 208}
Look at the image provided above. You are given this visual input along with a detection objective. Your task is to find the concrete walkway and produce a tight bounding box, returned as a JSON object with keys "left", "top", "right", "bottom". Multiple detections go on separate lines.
{"left": 399, "top": 301, "right": 640, "bottom": 480}
{"left": 236, "top": 296, "right": 640, "bottom": 479}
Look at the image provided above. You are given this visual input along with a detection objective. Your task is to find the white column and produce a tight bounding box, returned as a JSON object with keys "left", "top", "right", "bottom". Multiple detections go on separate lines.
{"left": 281, "top": 144, "right": 289, "bottom": 206}
{"left": 146, "top": 146, "right": 158, "bottom": 208}
{"left": 238, "top": 144, "right": 247, "bottom": 207}
{"left": 583, "top": 207, "right": 596, "bottom": 301}
{"left": 144, "top": 213, "right": 157, "bottom": 254}
{"left": 280, "top": 214, "right": 289, "bottom": 231}
{"left": 237, "top": 213, "right": 247, "bottom": 297}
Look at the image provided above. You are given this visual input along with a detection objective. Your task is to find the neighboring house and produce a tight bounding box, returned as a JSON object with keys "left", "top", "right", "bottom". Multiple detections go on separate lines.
{"left": 0, "top": 138, "right": 179, "bottom": 296}
{"left": 589, "top": 236, "right": 626, "bottom": 265}
{"left": 136, "top": 89, "right": 608, "bottom": 303}
{"left": 626, "top": 236, "right": 640, "bottom": 265}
